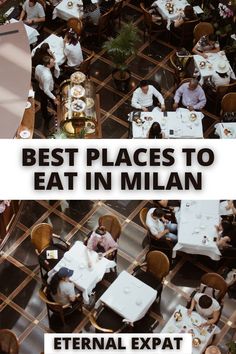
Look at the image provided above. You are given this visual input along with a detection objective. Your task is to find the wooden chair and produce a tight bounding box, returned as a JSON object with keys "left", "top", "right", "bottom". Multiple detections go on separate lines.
{"left": 221, "top": 92, "right": 236, "bottom": 116}
{"left": 89, "top": 305, "right": 129, "bottom": 333}
{"left": 38, "top": 287, "right": 83, "bottom": 326}
{"left": 67, "top": 18, "right": 83, "bottom": 36}
{"left": 0, "top": 329, "right": 19, "bottom": 354}
{"left": 193, "top": 22, "right": 214, "bottom": 43}
{"left": 111, "top": 0, "right": 123, "bottom": 28}
{"left": 170, "top": 18, "right": 200, "bottom": 50}
{"left": 140, "top": 2, "right": 167, "bottom": 42}
{"left": 201, "top": 273, "right": 228, "bottom": 303}
{"left": 132, "top": 250, "right": 170, "bottom": 301}
{"left": 207, "top": 81, "right": 236, "bottom": 114}
{"left": 84, "top": 8, "right": 113, "bottom": 42}
{"left": 31, "top": 223, "right": 70, "bottom": 281}
{"left": 74, "top": 51, "right": 95, "bottom": 77}
{"left": 98, "top": 214, "right": 121, "bottom": 261}
{"left": 169, "top": 51, "right": 192, "bottom": 84}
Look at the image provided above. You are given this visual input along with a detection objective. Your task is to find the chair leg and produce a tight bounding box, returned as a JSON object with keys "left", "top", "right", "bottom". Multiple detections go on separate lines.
{"left": 59, "top": 309, "right": 66, "bottom": 327}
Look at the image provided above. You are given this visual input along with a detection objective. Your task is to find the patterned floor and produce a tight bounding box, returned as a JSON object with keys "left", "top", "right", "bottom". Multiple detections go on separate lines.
{"left": 30, "top": 0, "right": 223, "bottom": 138}
{"left": 0, "top": 200, "right": 236, "bottom": 354}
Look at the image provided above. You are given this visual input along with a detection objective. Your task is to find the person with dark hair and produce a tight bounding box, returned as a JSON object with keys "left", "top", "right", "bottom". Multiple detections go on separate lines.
{"left": 188, "top": 293, "right": 221, "bottom": 326}
{"left": 148, "top": 122, "right": 165, "bottom": 138}
{"left": 146, "top": 207, "right": 178, "bottom": 241}
{"left": 193, "top": 33, "right": 220, "bottom": 59}
{"left": 19, "top": 0, "right": 45, "bottom": 28}
{"left": 64, "top": 29, "right": 83, "bottom": 67}
{"left": 82, "top": 0, "right": 101, "bottom": 25}
{"left": 131, "top": 80, "right": 165, "bottom": 112}
{"left": 48, "top": 267, "right": 77, "bottom": 305}
{"left": 173, "top": 78, "right": 206, "bottom": 111}
{"left": 87, "top": 226, "right": 118, "bottom": 253}
{"left": 171, "top": 5, "right": 197, "bottom": 29}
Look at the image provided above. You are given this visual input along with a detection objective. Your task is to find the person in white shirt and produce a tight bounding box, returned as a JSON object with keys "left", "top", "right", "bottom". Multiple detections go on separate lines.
{"left": 188, "top": 293, "right": 221, "bottom": 327}
{"left": 49, "top": 267, "right": 77, "bottom": 305}
{"left": 211, "top": 61, "right": 236, "bottom": 88}
{"left": 64, "top": 29, "right": 84, "bottom": 67}
{"left": 19, "top": 0, "right": 45, "bottom": 28}
{"left": 131, "top": 80, "right": 165, "bottom": 111}
{"left": 146, "top": 207, "right": 178, "bottom": 242}
{"left": 35, "top": 56, "right": 60, "bottom": 127}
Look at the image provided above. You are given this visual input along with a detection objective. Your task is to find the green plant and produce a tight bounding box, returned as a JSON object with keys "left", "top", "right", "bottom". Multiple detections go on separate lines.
{"left": 227, "top": 341, "right": 236, "bottom": 354}
{"left": 0, "top": 13, "right": 7, "bottom": 25}
{"left": 103, "top": 23, "right": 140, "bottom": 80}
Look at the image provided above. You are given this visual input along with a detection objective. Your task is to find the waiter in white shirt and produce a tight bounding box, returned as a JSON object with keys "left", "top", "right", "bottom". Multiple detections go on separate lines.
{"left": 35, "top": 56, "right": 60, "bottom": 128}
{"left": 131, "top": 80, "right": 165, "bottom": 112}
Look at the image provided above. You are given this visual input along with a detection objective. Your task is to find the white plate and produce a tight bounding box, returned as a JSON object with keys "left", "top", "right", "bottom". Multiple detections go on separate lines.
{"left": 71, "top": 99, "right": 86, "bottom": 112}
{"left": 20, "top": 130, "right": 30, "bottom": 139}
{"left": 25, "top": 101, "right": 31, "bottom": 109}
{"left": 71, "top": 85, "right": 85, "bottom": 98}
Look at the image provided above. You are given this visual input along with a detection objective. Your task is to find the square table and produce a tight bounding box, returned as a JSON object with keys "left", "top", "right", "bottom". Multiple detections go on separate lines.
{"left": 130, "top": 108, "right": 204, "bottom": 138}
{"left": 31, "top": 34, "right": 66, "bottom": 66}
{"left": 152, "top": 0, "right": 189, "bottom": 21}
{"left": 95, "top": 270, "right": 157, "bottom": 324}
{"left": 48, "top": 241, "right": 116, "bottom": 303}
{"left": 215, "top": 123, "right": 236, "bottom": 139}
{"left": 161, "top": 305, "right": 218, "bottom": 354}
{"left": 53, "top": 0, "right": 97, "bottom": 21}
{"left": 173, "top": 201, "right": 221, "bottom": 261}
{"left": 9, "top": 18, "right": 39, "bottom": 45}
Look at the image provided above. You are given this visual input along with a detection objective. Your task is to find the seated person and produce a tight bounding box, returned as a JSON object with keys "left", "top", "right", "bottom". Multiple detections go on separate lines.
{"left": 64, "top": 29, "right": 83, "bottom": 67}
{"left": 19, "top": 0, "right": 45, "bottom": 28}
{"left": 215, "top": 220, "right": 236, "bottom": 249}
{"left": 82, "top": 0, "right": 101, "bottom": 25}
{"left": 146, "top": 207, "right": 178, "bottom": 242}
{"left": 48, "top": 267, "right": 77, "bottom": 305}
{"left": 32, "top": 43, "right": 60, "bottom": 77}
{"left": 148, "top": 122, "right": 165, "bottom": 138}
{"left": 170, "top": 5, "right": 197, "bottom": 31}
{"left": 131, "top": 80, "right": 165, "bottom": 112}
{"left": 210, "top": 61, "right": 236, "bottom": 88}
{"left": 188, "top": 293, "right": 221, "bottom": 327}
{"left": 173, "top": 78, "right": 206, "bottom": 111}
{"left": 87, "top": 226, "right": 118, "bottom": 253}
{"left": 193, "top": 33, "right": 220, "bottom": 59}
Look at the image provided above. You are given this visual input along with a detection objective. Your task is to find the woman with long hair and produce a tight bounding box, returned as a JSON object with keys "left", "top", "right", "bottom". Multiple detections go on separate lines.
{"left": 148, "top": 122, "right": 165, "bottom": 138}
{"left": 64, "top": 29, "right": 83, "bottom": 67}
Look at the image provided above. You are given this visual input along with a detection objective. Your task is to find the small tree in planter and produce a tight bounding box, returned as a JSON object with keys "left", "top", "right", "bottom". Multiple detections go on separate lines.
{"left": 103, "top": 22, "right": 140, "bottom": 92}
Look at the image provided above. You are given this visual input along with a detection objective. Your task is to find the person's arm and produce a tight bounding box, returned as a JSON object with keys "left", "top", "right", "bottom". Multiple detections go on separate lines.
{"left": 187, "top": 297, "right": 196, "bottom": 315}
{"left": 41, "top": 76, "right": 56, "bottom": 100}
{"left": 192, "top": 42, "right": 208, "bottom": 58}
{"left": 174, "top": 85, "right": 183, "bottom": 104}
{"left": 173, "top": 17, "right": 184, "bottom": 28}
{"left": 199, "top": 309, "right": 220, "bottom": 327}
{"left": 66, "top": 282, "right": 76, "bottom": 302}
{"left": 19, "top": 9, "right": 26, "bottom": 21}
{"left": 131, "top": 89, "right": 142, "bottom": 109}
{"left": 152, "top": 87, "right": 165, "bottom": 110}
{"left": 148, "top": 225, "right": 169, "bottom": 239}
{"left": 193, "top": 88, "right": 206, "bottom": 110}
{"left": 54, "top": 62, "right": 60, "bottom": 79}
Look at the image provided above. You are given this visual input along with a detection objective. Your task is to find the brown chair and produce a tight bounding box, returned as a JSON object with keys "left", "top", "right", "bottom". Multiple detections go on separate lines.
{"left": 140, "top": 3, "right": 167, "bottom": 42}
{"left": 221, "top": 92, "right": 236, "bottom": 116}
{"left": 200, "top": 273, "right": 228, "bottom": 303}
{"left": 170, "top": 18, "right": 200, "bottom": 50}
{"left": 89, "top": 305, "right": 129, "bottom": 333}
{"left": 0, "top": 330, "right": 19, "bottom": 354}
{"left": 111, "top": 0, "right": 123, "bottom": 28}
{"left": 84, "top": 8, "right": 113, "bottom": 42}
{"left": 67, "top": 18, "right": 83, "bottom": 36}
{"left": 132, "top": 250, "right": 170, "bottom": 301}
{"left": 169, "top": 51, "right": 192, "bottom": 84}
{"left": 193, "top": 22, "right": 214, "bottom": 43}
{"left": 31, "top": 223, "right": 70, "bottom": 281}
{"left": 74, "top": 51, "right": 95, "bottom": 77}
{"left": 206, "top": 81, "right": 236, "bottom": 114}
{"left": 98, "top": 214, "right": 121, "bottom": 241}
{"left": 39, "top": 287, "right": 83, "bottom": 326}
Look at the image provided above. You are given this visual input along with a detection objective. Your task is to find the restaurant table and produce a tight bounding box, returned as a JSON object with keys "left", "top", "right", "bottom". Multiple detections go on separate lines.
{"left": 130, "top": 108, "right": 204, "bottom": 138}
{"left": 31, "top": 34, "right": 66, "bottom": 66}
{"left": 193, "top": 52, "right": 235, "bottom": 82}
{"left": 48, "top": 241, "right": 116, "bottom": 303}
{"left": 161, "top": 305, "right": 218, "bottom": 354}
{"left": 173, "top": 201, "right": 221, "bottom": 261}
{"left": 9, "top": 18, "right": 39, "bottom": 45}
{"left": 215, "top": 123, "right": 236, "bottom": 139}
{"left": 95, "top": 270, "right": 157, "bottom": 324}
{"left": 52, "top": 0, "right": 97, "bottom": 21}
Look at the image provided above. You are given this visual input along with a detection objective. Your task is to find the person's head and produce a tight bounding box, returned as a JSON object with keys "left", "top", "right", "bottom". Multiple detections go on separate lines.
{"left": 95, "top": 226, "right": 106, "bottom": 240}
{"left": 40, "top": 43, "right": 50, "bottom": 53}
{"left": 65, "top": 29, "right": 79, "bottom": 46}
{"left": 208, "top": 33, "right": 217, "bottom": 43}
{"left": 188, "top": 78, "right": 199, "bottom": 91}
{"left": 140, "top": 80, "right": 149, "bottom": 94}
{"left": 49, "top": 267, "right": 73, "bottom": 295}
{"left": 149, "top": 122, "right": 162, "bottom": 139}
{"left": 198, "top": 294, "right": 213, "bottom": 309}
{"left": 29, "top": 0, "right": 37, "bottom": 7}
{"left": 152, "top": 208, "right": 164, "bottom": 220}
{"left": 184, "top": 5, "right": 195, "bottom": 19}
{"left": 42, "top": 55, "right": 55, "bottom": 68}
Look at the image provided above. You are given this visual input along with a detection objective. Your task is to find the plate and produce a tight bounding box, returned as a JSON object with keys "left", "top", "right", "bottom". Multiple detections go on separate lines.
{"left": 86, "top": 97, "right": 95, "bottom": 109}
{"left": 144, "top": 116, "right": 153, "bottom": 121}
{"left": 70, "top": 71, "right": 86, "bottom": 84}
{"left": 190, "top": 113, "right": 197, "bottom": 121}
{"left": 25, "top": 101, "right": 31, "bottom": 109}
{"left": 20, "top": 130, "right": 30, "bottom": 139}
{"left": 71, "top": 99, "right": 86, "bottom": 112}
{"left": 199, "top": 61, "right": 206, "bottom": 68}
{"left": 85, "top": 121, "right": 96, "bottom": 134}
{"left": 71, "top": 85, "right": 85, "bottom": 98}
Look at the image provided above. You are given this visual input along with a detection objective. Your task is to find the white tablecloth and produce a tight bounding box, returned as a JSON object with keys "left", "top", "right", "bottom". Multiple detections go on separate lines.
{"left": 48, "top": 241, "right": 116, "bottom": 303}
{"left": 161, "top": 305, "right": 217, "bottom": 354}
{"left": 215, "top": 123, "right": 236, "bottom": 139}
{"left": 173, "top": 201, "right": 221, "bottom": 261}
{"left": 9, "top": 19, "right": 39, "bottom": 45}
{"left": 95, "top": 270, "right": 157, "bottom": 324}
{"left": 31, "top": 34, "right": 66, "bottom": 66}
{"left": 53, "top": 0, "right": 97, "bottom": 20}
{"left": 194, "top": 52, "right": 234, "bottom": 80}
{"left": 131, "top": 108, "right": 204, "bottom": 138}
{"left": 153, "top": 0, "right": 188, "bottom": 20}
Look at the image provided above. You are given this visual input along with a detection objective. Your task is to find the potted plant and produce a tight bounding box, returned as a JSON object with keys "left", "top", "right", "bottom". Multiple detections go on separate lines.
{"left": 227, "top": 341, "right": 236, "bottom": 354}
{"left": 103, "top": 22, "right": 140, "bottom": 92}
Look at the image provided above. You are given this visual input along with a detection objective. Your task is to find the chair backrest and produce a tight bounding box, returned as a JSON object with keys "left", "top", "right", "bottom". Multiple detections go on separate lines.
{"left": 76, "top": 51, "right": 95, "bottom": 76}
{"left": 38, "top": 287, "right": 62, "bottom": 312}
{"left": 98, "top": 215, "right": 121, "bottom": 241}
{"left": 67, "top": 18, "right": 83, "bottom": 36}
{"left": 139, "top": 207, "right": 148, "bottom": 229}
{"left": 216, "top": 81, "right": 236, "bottom": 100}
{"left": 221, "top": 92, "right": 236, "bottom": 114}
{"left": 181, "top": 18, "right": 200, "bottom": 39}
{"left": 193, "top": 22, "right": 214, "bottom": 43}
{"left": 200, "top": 273, "right": 228, "bottom": 303}
{"left": 98, "top": 7, "right": 113, "bottom": 32}
{"left": 140, "top": 2, "right": 152, "bottom": 26}
{"left": 111, "top": 0, "right": 123, "bottom": 19}
{"left": 146, "top": 250, "right": 170, "bottom": 281}
{"left": 31, "top": 223, "right": 53, "bottom": 254}
{"left": 0, "top": 329, "right": 19, "bottom": 354}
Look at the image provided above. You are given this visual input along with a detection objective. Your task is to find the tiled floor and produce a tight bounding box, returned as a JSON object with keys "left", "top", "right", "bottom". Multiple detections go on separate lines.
{"left": 27, "top": 0, "right": 224, "bottom": 139}
{"left": 0, "top": 200, "right": 236, "bottom": 354}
